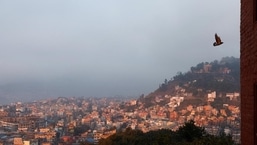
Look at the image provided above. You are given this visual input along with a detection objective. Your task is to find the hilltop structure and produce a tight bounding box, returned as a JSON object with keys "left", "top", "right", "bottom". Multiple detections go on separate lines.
{"left": 240, "top": 0, "right": 257, "bottom": 144}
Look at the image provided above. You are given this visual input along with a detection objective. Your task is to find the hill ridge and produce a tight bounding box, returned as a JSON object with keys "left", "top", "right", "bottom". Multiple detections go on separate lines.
{"left": 137, "top": 56, "right": 240, "bottom": 109}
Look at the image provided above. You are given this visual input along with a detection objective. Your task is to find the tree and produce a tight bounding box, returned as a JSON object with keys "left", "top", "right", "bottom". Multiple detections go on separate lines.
{"left": 98, "top": 120, "right": 235, "bottom": 145}
{"left": 73, "top": 124, "right": 90, "bottom": 136}
{"left": 175, "top": 120, "right": 206, "bottom": 143}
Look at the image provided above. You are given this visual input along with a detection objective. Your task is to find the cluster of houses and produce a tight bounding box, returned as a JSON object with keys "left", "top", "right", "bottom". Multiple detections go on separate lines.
{"left": 0, "top": 86, "right": 240, "bottom": 144}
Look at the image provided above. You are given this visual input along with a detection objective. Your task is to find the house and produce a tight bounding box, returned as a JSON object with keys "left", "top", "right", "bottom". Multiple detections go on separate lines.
{"left": 226, "top": 92, "right": 240, "bottom": 100}
{"left": 207, "top": 91, "right": 216, "bottom": 102}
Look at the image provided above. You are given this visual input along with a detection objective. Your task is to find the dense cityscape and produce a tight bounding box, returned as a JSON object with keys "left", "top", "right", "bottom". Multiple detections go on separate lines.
{"left": 0, "top": 0, "right": 242, "bottom": 144}
{"left": 0, "top": 57, "right": 241, "bottom": 145}
{"left": 0, "top": 93, "right": 240, "bottom": 145}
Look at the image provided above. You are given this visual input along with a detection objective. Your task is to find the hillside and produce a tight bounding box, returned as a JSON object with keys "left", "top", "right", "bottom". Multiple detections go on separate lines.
{"left": 137, "top": 56, "right": 240, "bottom": 109}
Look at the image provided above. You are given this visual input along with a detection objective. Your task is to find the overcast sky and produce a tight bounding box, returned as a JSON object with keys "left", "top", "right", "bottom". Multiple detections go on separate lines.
{"left": 0, "top": 0, "right": 240, "bottom": 104}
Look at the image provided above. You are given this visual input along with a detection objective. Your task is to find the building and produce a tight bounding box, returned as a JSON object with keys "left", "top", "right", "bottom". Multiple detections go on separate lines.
{"left": 240, "top": 0, "right": 257, "bottom": 144}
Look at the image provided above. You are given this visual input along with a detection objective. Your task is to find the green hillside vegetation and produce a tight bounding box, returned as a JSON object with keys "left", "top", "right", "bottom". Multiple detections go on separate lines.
{"left": 138, "top": 56, "right": 240, "bottom": 108}
{"left": 96, "top": 120, "right": 235, "bottom": 145}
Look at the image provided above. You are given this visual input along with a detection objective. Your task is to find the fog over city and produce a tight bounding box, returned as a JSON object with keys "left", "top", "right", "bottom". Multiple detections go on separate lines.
{"left": 0, "top": 0, "right": 239, "bottom": 104}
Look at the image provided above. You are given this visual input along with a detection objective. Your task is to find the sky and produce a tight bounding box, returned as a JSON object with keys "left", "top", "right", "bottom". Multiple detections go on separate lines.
{"left": 0, "top": 0, "right": 240, "bottom": 104}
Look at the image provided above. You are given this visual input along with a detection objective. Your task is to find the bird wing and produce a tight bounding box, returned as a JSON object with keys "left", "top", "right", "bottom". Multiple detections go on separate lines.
{"left": 215, "top": 33, "right": 222, "bottom": 43}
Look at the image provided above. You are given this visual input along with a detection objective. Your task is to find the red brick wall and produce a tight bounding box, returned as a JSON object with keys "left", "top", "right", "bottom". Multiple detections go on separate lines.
{"left": 241, "top": 0, "right": 257, "bottom": 144}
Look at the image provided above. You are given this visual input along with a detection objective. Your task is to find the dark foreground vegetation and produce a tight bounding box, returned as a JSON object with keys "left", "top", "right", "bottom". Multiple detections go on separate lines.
{"left": 81, "top": 120, "right": 236, "bottom": 145}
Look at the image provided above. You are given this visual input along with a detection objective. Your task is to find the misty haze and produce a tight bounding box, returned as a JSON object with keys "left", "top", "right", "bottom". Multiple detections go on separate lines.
{"left": 0, "top": 1, "right": 242, "bottom": 145}
{"left": 0, "top": 1, "right": 239, "bottom": 105}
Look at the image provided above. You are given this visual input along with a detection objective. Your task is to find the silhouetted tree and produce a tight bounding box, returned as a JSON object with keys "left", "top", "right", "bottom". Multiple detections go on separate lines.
{"left": 175, "top": 120, "right": 206, "bottom": 143}
{"left": 97, "top": 120, "right": 235, "bottom": 145}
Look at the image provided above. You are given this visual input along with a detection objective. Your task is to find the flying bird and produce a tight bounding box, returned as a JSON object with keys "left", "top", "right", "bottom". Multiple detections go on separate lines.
{"left": 213, "top": 33, "right": 223, "bottom": 46}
